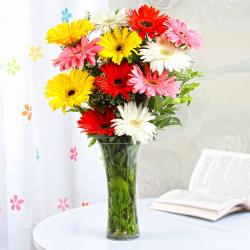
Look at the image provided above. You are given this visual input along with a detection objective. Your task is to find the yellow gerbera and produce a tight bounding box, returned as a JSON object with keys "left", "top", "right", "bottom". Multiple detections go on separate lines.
{"left": 98, "top": 27, "right": 142, "bottom": 64}
{"left": 45, "top": 69, "right": 94, "bottom": 113}
{"left": 46, "top": 19, "right": 94, "bottom": 46}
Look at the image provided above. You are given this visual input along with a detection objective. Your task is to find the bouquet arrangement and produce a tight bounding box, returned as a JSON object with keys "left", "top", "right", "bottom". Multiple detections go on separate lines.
{"left": 45, "top": 4, "right": 202, "bottom": 240}
{"left": 45, "top": 4, "right": 202, "bottom": 146}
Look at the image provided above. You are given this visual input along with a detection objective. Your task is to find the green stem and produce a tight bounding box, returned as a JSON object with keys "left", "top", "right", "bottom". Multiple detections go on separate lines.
{"left": 99, "top": 142, "right": 140, "bottom": 239}
{"left": 73, "top": 105, "right": 86, "bottom": 114}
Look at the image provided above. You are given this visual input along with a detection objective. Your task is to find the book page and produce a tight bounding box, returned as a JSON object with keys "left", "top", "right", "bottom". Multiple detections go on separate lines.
{"left": 155, "top": 189, "right": 242, "bottom": 211}
{"left": 189, "top": 149, "right": 250, "bottom": 200}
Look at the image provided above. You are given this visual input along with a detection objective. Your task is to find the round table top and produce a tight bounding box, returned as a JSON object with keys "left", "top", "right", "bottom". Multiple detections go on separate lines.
{"left": 33, "top": 199, "right": 250, "bottom": 250}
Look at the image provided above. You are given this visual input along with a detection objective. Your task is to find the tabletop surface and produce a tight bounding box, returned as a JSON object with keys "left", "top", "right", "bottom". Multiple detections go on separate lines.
{"left": 33, "top": 199, "right": 250, "bottom": 250}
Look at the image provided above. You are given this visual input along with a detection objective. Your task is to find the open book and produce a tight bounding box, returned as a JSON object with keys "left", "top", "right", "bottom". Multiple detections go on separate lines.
{"left": 151, "top": 149, "right": 250, "bottom": 221}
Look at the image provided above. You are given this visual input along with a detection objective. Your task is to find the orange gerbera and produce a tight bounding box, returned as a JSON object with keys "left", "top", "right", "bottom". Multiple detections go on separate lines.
{"left": 127, "top": 5, "right": 168, "bottom": 39}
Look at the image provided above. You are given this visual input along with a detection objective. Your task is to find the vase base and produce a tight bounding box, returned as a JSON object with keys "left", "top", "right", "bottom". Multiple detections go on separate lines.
{"left": 107, "top": 233, "right": 140, "bottom": 240}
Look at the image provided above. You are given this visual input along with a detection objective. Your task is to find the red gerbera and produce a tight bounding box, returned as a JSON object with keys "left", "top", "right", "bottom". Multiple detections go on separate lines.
{"left": 127, "top": 5, "right": 168, "bottom": 39}
{"left": 77, "top": 108, "right": 115, "bottom": 136}
{"left": 95, "top": 62, "right": 133, "bottom": 100}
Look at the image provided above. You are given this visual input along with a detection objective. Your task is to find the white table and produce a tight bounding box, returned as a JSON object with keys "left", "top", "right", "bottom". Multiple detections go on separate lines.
{"left": 33, "top": 199, "right": 250, "bottom": 250}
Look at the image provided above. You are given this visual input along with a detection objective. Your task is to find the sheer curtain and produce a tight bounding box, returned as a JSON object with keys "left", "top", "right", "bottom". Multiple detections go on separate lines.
{"left": 0, "top": 92, "right": 8, "bottom": 249}
{"left": 0, "top": 0, "right": 108, "bottom": 249}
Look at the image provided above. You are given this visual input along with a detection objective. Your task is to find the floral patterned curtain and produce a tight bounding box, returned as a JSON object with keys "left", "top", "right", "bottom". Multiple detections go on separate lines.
{"left": 0, "top": 0, "right": 108, "bottom": 249}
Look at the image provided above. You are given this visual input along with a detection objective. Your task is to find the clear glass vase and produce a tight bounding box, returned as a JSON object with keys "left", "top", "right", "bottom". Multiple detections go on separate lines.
{"left": 99, "top": 142, "right": 140, "bottom": 240}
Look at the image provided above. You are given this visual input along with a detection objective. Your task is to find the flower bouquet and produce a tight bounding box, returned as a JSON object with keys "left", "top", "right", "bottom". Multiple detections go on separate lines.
{"left": 45, "top": 4, "right": 202, "bottom": 240}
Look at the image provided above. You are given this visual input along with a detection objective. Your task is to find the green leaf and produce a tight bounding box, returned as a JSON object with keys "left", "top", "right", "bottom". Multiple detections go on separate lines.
{"left": 88, "top": 138, "right": 97, "bottom": 147}
{"left": 162, "top": 96, "right": 175, "bottom": 106}
{"left": 121, "top": 218, "right": 128, "bottom": 228}
{"left": 153, "top": 115, "right": 181, "bottom": 128}
{"left": 111, "top": 214, "right": 119, "bottom": 223}
{"left": 192, "top": 71, "right": 204, "bottom": 77}
{"left": 168, "top": 117, "right": 181, "bottom": 126}
{"left": 173, "top": 96, "right": 193, "bottom": 104}
{"left": 171, "top": 68, "right": 203, "bottom": 83}
{"left": 66, "top": 108, "right": 79, "bottom": 113}
{"left": 180, "top": 82, "right": 200, "bottom": 96}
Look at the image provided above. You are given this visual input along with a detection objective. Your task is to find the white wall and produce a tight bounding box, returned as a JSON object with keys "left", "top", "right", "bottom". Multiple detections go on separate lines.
{"left": 110, "top": 0, "right": 250, "bottom": 197}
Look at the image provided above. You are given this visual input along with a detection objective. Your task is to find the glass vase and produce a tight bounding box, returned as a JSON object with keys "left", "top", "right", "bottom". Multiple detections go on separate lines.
{"left": 99, "top": 142, "right": 140, "bottom": 240}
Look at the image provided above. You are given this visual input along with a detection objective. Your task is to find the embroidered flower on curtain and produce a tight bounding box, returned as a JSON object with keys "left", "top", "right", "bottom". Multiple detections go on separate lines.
{"left": 28, "top": 46, "right": 43, "bottom": 61}
{"left": 70, "top": 146, "right": 78, "bottom": 162}
{"left": 58, "top": 198, "right": 69, "bottom": 211}
{"left": 6, "top": 59, "right": 21, "bottom": 75}
{"left": 21, "top": 104, "right": 32, "bottom": 121}
{"left": 35, "top": 148, "right": 40, "bottom": 161}
{"left": 10, "top": 195, "right": 24, "bottom": 211}
{"left": 61, "top": 8, "right": 72, "bottom": 22}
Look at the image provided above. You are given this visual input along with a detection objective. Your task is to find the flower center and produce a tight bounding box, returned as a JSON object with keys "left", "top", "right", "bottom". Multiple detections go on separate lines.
{"left": 66, "top": 89, "right": 76, "bottom": 97}
{"left": 140, "top": 20, "right": 153, "bottom": 28}
{"left": 114, "top": 78, "right": 123, "bottom": 84}
{"left": 104, "top": 18, "right": 115, "bottom": 24}
{"left": 160, "top": 49, "right": 171, "bottom": 56}
{"left": 149, "top": 81, "right": 157, "bottom": 85}
{"left": 101, "top": 124, "right": 109, "bottom": 129}
{"left": 116, "top": 45, "right": 123, "bottom": 52}
{"left": 130, "top": 119, "right": 142, "bottom": 127}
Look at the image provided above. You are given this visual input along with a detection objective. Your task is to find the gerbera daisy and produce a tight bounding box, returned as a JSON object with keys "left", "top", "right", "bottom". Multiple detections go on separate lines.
{"left": 98, "top": 27, "right": 142, "bottom": 65}
{"left": 46, "top": 19, "right": 94, "bottom": 46}
{"left": 95, "top": 62, "right": 133, "bottom": 100}
{"left": 127, "top": 5, "right": 168, "bottom": 39}
{"left": 90, "top": 9, "right": 127, "bottom": 33}
{"left": 128, "top": 64, "right": 180, "bottom": 97}
{"left": 139, "top": 37, "right": 191, "bottom": 74}
{"left": 45, "top": 69, "right": 94, "bottom": 113}
{"left": 53, "top": 37, "right": 102, "bottom": 71}
{"left": 164, "top": 17, "right": 202, "bottom": 49}
{"left": 112, "top": 102, "right": 156, "bottom": 144}
{"left": 78, "top": 108, "right": 115, "bottom": 136}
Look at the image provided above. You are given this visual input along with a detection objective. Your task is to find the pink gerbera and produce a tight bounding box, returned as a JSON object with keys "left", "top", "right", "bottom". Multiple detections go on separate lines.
{"left": 53, "top": 37, "right": 102, "bottom": 71}
{"left": 164, "top": 17, "right": 202, "bottom": 49}
{"left": 128, "top": 64, "right": 180, "bottom": 98}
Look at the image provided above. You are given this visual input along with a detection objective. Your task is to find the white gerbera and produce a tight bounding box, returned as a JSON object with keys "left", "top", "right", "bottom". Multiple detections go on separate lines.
{"left": 89, "top": 9, "right": 127, "bottom": 33}
{"left": 139, "top": 38, "right": 191, "bottom": 74}
{"left": 112, "top": 102, "right": 157, "bottom": 144}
